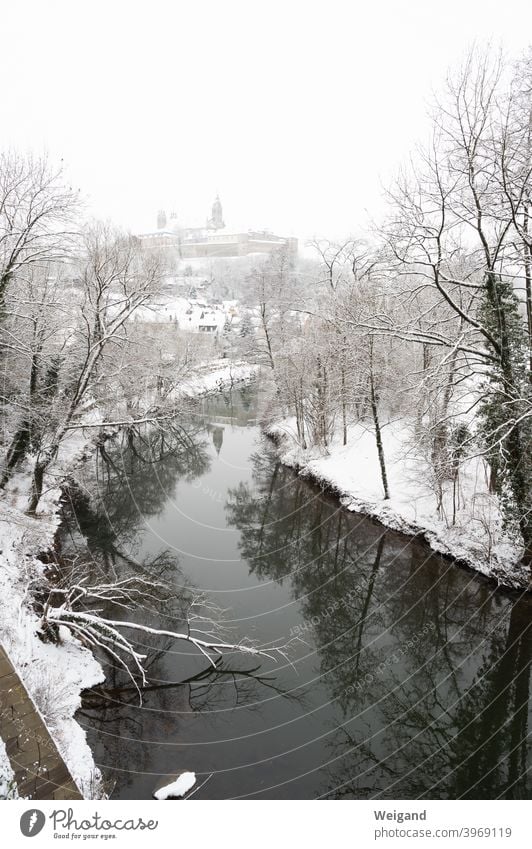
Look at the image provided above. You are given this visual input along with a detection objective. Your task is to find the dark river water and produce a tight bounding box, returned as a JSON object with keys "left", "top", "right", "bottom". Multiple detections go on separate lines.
{"left": 61, "top": 383, "right": 532, "bottom": 800}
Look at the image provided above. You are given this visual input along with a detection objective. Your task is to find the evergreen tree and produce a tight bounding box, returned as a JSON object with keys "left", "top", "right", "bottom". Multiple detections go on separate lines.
{"left": 478, "top": 273, "right": 531, "bottom": 553}
{"left": 239, "top": 312, "right": 253, "bottom": 338}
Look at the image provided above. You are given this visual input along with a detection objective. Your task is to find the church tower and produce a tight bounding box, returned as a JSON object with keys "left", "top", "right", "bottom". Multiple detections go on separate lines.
{"left": 207, "top": 195, "right": 224, "bottom": 230}
{"left": 157, "top": 209, "right": 167, "bottom": 230}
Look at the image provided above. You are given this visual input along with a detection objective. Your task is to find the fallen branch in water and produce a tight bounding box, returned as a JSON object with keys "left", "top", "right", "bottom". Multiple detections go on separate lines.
{"left": 41, "top": 576, "right": 295, "bottom": 703}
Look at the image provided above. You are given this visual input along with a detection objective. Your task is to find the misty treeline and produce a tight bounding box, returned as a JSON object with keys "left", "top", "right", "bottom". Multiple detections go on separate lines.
{"left": 0, "top": 154, "right": 218, "bottom": 514}
{"left": 245, "top": 47, "right": 531, "bottom": 562}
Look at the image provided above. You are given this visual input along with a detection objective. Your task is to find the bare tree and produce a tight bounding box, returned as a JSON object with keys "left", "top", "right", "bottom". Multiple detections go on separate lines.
{"left": 0, "top": 151, "right": 79, "bottom": 315}
{"left": 379, "top": 48, "right": 531, "bottom": 553}
{"left": 26, "top": 223, "right": 165, "bottom": 512}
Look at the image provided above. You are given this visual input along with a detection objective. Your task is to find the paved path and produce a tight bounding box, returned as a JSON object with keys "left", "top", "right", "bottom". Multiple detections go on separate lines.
{"left": 0, "top": 644, "right": 82, "bottom": 800}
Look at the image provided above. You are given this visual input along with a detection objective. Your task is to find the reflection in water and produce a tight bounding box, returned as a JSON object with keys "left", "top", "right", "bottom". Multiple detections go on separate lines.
{"left": 210, "top": 426, "right": 224, "bottom": 456}
{"left": 63, "top": 422, "right": 210, "bottom": 580}
{"left": 63, "top": 385, "right": 531, "bottom": 800}
{"left": 227, "top": 444, "right": 532, "bottom": 799}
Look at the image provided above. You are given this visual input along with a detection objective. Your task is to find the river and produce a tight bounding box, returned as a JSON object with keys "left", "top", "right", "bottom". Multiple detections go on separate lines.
{"left": 59, "top": 383, "right": 532, "bottom": 800}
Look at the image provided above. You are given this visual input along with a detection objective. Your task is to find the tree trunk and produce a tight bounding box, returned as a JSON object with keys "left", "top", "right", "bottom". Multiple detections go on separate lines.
{"left": 523, "top": 204, "right": 532, "bottom": 377}
{"left": 260, "top": 303, "right": 275, "bottom": 372}
{"left": 369, "top": 339, "right": 390, "bottom": 500}
{"left": 27, "top": 458, "right": 47, "bottom": 514}
{"left": 0, "top": 420, "right": 31, "bottom": 488}
{"left": 1, "top": 346, "right": 42, "bottom": 487}
{"left": 341, "top": 362, "right": 347, "bottom": 446}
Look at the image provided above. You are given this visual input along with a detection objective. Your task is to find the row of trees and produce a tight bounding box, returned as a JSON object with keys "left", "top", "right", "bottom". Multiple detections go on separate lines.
{"left": 0, "top": 158, "right": 207, "bottom": 512}
{"left": 246, "top": 48, "right": 531, "bottom": 562}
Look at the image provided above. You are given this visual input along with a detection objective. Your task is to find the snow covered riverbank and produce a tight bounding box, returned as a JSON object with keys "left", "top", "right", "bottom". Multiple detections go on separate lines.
{"left": 0, "top": 440, "right": 106, "bottom": 797}
{"left": 177, "top": 359, "right": 258, "bottom": 396}
{"left": 267, "top": 417, "right": 530, "bottom": 592}
{"left": 0, "top": 358, "right": 257, "bottom": 799}
{"left": 0, "top": 737, "right": 17, "bottom": 799}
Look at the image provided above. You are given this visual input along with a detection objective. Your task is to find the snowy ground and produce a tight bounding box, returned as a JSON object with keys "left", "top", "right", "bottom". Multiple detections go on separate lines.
{"left": 0, "top": 736, "right": 18, "bottom": 799}
{"left": 0, "top": 358, "right": 257, "bottom": 799}
{"left": 267, "top": 416, "right": 529, "bottom": 591}
{"left": 0, "top": 453, "right": 106, "bottom": 798}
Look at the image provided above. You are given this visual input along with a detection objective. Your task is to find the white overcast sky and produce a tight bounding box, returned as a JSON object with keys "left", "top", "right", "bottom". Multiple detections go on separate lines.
{"left": 2, "top": 0, "right": 532, "bottom": 240}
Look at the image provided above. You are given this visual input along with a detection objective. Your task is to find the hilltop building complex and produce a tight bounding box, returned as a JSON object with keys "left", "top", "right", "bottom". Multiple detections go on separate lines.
{"left": 138, "top": 196, "right": 297, "bottom": 259}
